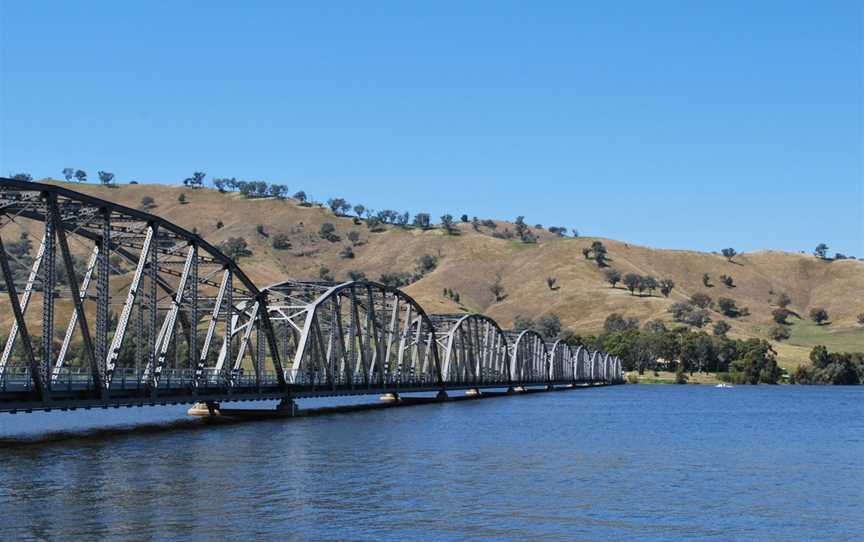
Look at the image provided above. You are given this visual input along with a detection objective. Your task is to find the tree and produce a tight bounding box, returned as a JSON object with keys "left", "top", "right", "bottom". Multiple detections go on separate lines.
{"left": 353, "top": 204, "right": 365, "bottom": 218}
{"left": 776, "top": 292, "right": 792, "bottom": 309}
{"left": 490, "top": 274, "right": 506, "bottom": 302}
{"left": 857, "top": 313, "right": 864, "bottom": 326}
{"left": 74, "top": 169, "right": 87, "bottom": 183}
{"left": 514, "top": 216, "right": 529, "bottom": 241}
{"left": 640, "top": 275, "right": 658, "bottom": 296}
{"left": 256, "top": 224, "right": 267, "bottom": 236}
{"left": 717, "top": 297, "right": 741, "bottom": 317}
{"left": 271, "top": 233, "right": 291, "bottom": 250}
{"left": 719, "top": 274, "right": 734, "bottom": 288}
{"left": 659, "top": 278, "right": 675, "bottom": 298}
{"left": 814, "top": 243, "right": 829, "bottom": 259}
{"left": 769, "top": 325, "right": 790, "bottom": 342}
{"left": 546, "top": 276, "right": 557, "bottom": 290}
{"left": 730, "top": 339, "right": 780, "bottom": 384}
{"left": 809, "top": 307, "right": 829, "bottom": 325}
{"left": 413, "top": 213, "right": 431, "bottom": 229}
{"left": 62, "top": 168, "right": 75, "bottom": 181}
{"left": 11, "top": 173, "right": 33, "bottom": 181}
{"left": 604, "top": 313, "right": 639, "bottom": 333}
{"left": 184, "top": 172, "right": 206, "bottom": 188}
{"left": 642, "top": 319, "right": 668, "bottom": 335}
{"left": 319, "top": 265, "right": 334, "bottom": 281}
{"left": 327, "top": 198, "right": 349, "bottom": 215}
{"left": 772, "top": 308, "right": 792, "bottom": 325}
{"left": 440, "top": 214, "right": 456, "bottom": 235}
{"left": 216, "top": 220, "right": 224, "bottom": 229}
{"left": 319, "top": 223, "right": 340, "bottom": 242}
{"left": 416, "top": 254, "right": 438, "bottom": 275}
{"left": 713, "top": 320, "right": 731, "bottom": 337}
{"left": 622, "top": 273, "right": 640, "bottom": 295}
{"left": 347, "top": 270, "right": 366, "bottom": 281}
{"left": 219, "top": 237, "right": 252, "bottom": 260}
{"left": 178, "top": 193, "right": 188, "bottom": 205}
{"left": 590, "top": 241, "right": 608, "bottom": 266}
{"left": 536, "top": 314, "right": 562, "bottom": 339}
{"left": 212, "top": 177, "right": 229, "bottom": 192}
{"left": 513, "top": 315, "right": 534, "bottom": 333}
{"left": 139, "top": 196, "right": 157, "bottom": 210}
{"left": 571, "top": 228, "right": 579, "bottom": 238}
{"left": 721, "top": 248, "right": 737, "bottom": 261}
{"left": 347, "top": 231, "right": 361, "bottom": 246}
{"left": 702, "top": 273, "right": 712, "bottom": 287}
{"left": 460, "top": 214, "right": 469, "bottom": 223}
{"left": 293, "top": 191, "right": 308, "bottom": 204}
{"left": 268, "top": 184, "right": 288, "bottom": 199}
{"left": 690, "top": 292, "right": 712, "bottom": 309}
{"left": 582, "top": 247, "right": 592, "bottom": 260}
{"left": 604, "top": 268, "right": 621, "bottom": 288}
{"left": 97, "top": 171, "right": 115, "bottom": 185}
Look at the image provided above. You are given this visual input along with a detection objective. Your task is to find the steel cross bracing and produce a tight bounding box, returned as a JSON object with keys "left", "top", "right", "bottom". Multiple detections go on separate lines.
{"left": 0, "top": 179, "right": 623, "bottom": 414}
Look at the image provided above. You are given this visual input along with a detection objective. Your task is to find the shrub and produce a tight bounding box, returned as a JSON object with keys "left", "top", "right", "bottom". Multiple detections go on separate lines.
{"left": 139, "top": 196, "right": 157, "bottom": 210}
{"left": 769, "top": 325, "right": 790, "bottom": 341}
{"left": 271, "top": 233, "right": 291, "bottom": 250}
{"left": 256, "top": 224, "right": 267, "bottom": 237}
{"left": 772, "top": 308, "right": 792, "bottom": 325}
{"left": 340, "top": 246, "right": 355, "bottom": 259}
{"left": 690, "top": 292, "right": 712, "bottom": 308}
{"left": 809, "top": 307, "right": 829, "bottom": 325}
{"left": 216, "top": 220, "right": 224, "bottom": 230}
{"left": 319, "top": 265, "right": 333, "bottom": 281}
{"left": 604, "top": 268, "right": 621, "bottom": 288}
{"left": 719, "top": 274, "right": 735, "bottom": 288}
{"left": 347, "top": 231, "right": 361, "bottom": 246}
{"left": 776, "top": 292, "right": 792, "bottom": 308}
{"left": 178, "top": 193, "right": 188, "bottom": 204}
{"left": 546, "top": 277, "right": 557, "bottom": 290}
{"left": 379, "top": 272, "right": 412, "bottom": 288}
{"left": 347, "top": 270, "right": 366, "bottom": 281}
{"left": 659, "top": 278, "right": 675, "bottom": 297}
{"left": 319, "top": 223, "right": 340, "bottom": 242}
{"left": 219, "top": 237, "right": 252, "bottom": 260}
{"left": 416, "top": 254, "right": 438, "bottom": 275}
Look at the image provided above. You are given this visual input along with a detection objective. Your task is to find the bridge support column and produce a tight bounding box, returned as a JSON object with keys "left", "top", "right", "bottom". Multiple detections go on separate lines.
{"left": 187, "top": 401, "right": 220, "bottom": 417}
{"left": 276, "top": 398, "right": 297, "bottom": 416}
{"left": 436, "top": 390, "right": 449, "bottom": 401}
{"left": 379, "top": 393, "right": 401, "bottom": 403}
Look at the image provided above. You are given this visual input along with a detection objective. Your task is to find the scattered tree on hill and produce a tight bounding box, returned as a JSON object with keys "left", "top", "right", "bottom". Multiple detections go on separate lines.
{"left": 702, "top": 273, "right": 712, "bottom": 287}
{"left": 514, "top": 216, "right": 529, "bottom": 241}
{"left": 461, "top": 214, "right": 469, "bottom": 223}
{"left": 721, "top": 248, "right": 737, "bottom": 262}
{"left": 328, "top": 198, "right": 351, "bottom": 215}
{"left": 413, "top": 213, "right": 431, "bottom": 229}
{"left": 62, "top": 168, "right": 75, "bottom": 181}
{"left": 713, "top": 320, "right": 731, "bottom": 337}
{"left": 717, "top": 297, "right": 744, "bottom": 317}
{"left": 347, "top": 231, "right": 361, "bottom": 246}
{"left": 548, "top": 226, "right": 567, "bottom": 236}
{"left": 319, "top": 223, "right": 340, "bottom": 242}
{"left": 589, "top": 241, "right": 608, "bottom": 266}
{"left": 271, "top": 233, "right": 291, "bottom": 250}
{"left": 623, "top": 273, "right": 640, "bottom": 295}
{"left": 604, "top": 313, "right": 639, "bottom": 333}
{"left": 691, "top": 292, "right": 712, "bottom": 309}
{"left": 212, "top": 178, "right": 229, "bottom": 192}
{"left": 772, "top": 308, "right": 792, "bottom": 325}
{"left": 571, "top": 228, "right": 579, "bottom": 237}
{"left": 546, "top": 276, "right": 557, "bottom": 290}
{"left": 604, "top": 268, "right": 622, "bottom": 288}
{"left": 219, "top": 237, "right": 252, "bottom": 260}
{"left": 293, "top": 191, "right": 308, "bottom": 204}
{"left": 378, "top": 272, "right": 411, "bottom": 288}
{"left": 719, "top": 274, "right": 735, "bottom": 288}
{"left": 640, "top": 275, "right": 658, "bottom": 296}
{"left": 353, "top": 204, "right": 365, "bottom": 218}
{"left": 776, "top": 292, "right": 792, "bottom": 309}
{"left": 416, "top": 254, "right": 438, "bottom": 275}
{"left": 256, "top": 224, "right": 267, "bottom": 237}
{"left": 184, "top": 172, "right": 205, "bottom": 188}
{"left": 97, "top": 171, "right": 115, "bottom": 185}
{"left": 668, "top": 302, "right": 711, "bottom": 328}
{"left": 643, "top": 319, "right": 667, "bottom": 334}
{"left": 490, "top": 274, "right": 506, "bottom": 302}
{"left": 178, "top": 193, "right": 188, "bottom": 205}
{"left": 216, "top": 220, "right": 224, "bottom": 229}
{"left": 769, "top": 325, "right": 790, "bottom": 342}
{"left": 536, "top": 314, "right": 562, "bottom": 339}
{"left": 340, "top": 246, "right": 355, "bottom": 259}
{"left": 440, "top": 214, "right": 456, "bottom": 235}
{"left": 74, "top": 169, "right": 87, "bottom": 183}
{"left": 582, "top": 247, "right": 592, "bottom": 260}
{"left": 814, "top": 243, "right": 829, "bottom": 259}
{"left": 347, "top": 270, "right": 366, "bottom": 281}
{"left": 659, "top": 278, "right": 675, "bottom": 298}
{"left": 11, "top": 173, "right": 33, "bottom": 181}
{"left": 809, "top": 307, "right": 829, "bottom": 325}
{"left": 139, "top": 196, "right": 157, "bottom": 210}
{"left": 268, "top": 184, "right": 288, "bottom": 199}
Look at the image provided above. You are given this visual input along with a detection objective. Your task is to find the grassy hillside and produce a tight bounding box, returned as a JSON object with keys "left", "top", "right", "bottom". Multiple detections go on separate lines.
{"left": 6, "top": 180, "right": 864, "bottom": 369}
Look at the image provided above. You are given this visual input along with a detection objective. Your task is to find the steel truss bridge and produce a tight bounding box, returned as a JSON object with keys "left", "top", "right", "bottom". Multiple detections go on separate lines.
{"left": 0, "top": 179, "right": 623, "bottom": 414}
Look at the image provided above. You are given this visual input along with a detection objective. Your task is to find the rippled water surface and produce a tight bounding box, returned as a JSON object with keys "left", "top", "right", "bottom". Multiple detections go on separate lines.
{"left": 1, "top": 385, "right": 862, "bottom": 541}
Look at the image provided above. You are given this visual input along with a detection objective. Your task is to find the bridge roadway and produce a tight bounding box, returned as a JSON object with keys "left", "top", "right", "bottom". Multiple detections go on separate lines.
{"left": 0, "top": 179, "right": 624, "bottom": 416}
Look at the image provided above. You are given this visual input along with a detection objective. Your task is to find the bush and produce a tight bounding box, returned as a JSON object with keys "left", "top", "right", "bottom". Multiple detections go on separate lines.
{"left": 178, "top": 193, "right": 188, "bottom": 204}
{"left": 626, "top": 373, "right": 639, "bottom": 384}
{"left": 319, "top": 223, "right": 340, "bottom": 242}
{"left": 219, "top": 237, "right": 252, "bottom": 260}
{"left": 318, "top": 265, "right": 333, "bottom": 281}
{"left": 271, "top": 233, "right": 291, "bottom": 250}
{"left": 256, "top": 224, "right": 267, "bottom": 237}
{"left": 347, "top": 270, "right": 366, "bottom": 281}
{"left": 769, "top": 325, "right": 790, "bottom": 341}
{"left": 379, "top": 272, "right": 412, "bottom": 288}
{"left": 690, "top": 292, "right": 712, "bottom": 308}
{"left": 347, "top": 231, "right": 361, "bottom": 245}
{"left": 340, "top": 246, "right": 355, "bottom": 259}
{"left": 809, "top": 307, "right": 829, "bottom": 325}
{"left": 416, "top": 254, "right": 438, "bottom": 275}
{"left": 772, "top": 308, "right": 792, "bottom": 325}
{"left": 216, "top": 220, "right": 224, "bottom": 230}
{"left": 139, "top": 196, "right": 157, "bottom": 210}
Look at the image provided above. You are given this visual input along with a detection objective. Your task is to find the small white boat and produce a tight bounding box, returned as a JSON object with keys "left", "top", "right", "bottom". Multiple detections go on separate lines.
{"left": 715, "top": 383, "right": 733, "bottom": 388}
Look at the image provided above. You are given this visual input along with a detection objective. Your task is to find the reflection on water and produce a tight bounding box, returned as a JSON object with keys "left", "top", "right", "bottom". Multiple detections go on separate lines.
{"left": 1, "top": 386, "right": 862, "bottom": 541}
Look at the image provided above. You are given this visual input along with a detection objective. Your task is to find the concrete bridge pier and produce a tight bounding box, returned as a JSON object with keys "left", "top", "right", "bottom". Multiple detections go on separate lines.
{"left": 276, "top": 398, "right": 298, "bottom": 415}
{"left": 436, "top": 390, "right": 449, "bottom": 401}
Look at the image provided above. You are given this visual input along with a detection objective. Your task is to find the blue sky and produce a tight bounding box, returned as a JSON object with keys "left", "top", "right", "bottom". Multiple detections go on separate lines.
{"left": 1, "top": 1, "right": 861, "bottom": 256}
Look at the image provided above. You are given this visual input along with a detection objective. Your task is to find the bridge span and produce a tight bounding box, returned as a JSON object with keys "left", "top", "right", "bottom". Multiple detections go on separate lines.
{"left": 0, "top": 179, "right": 623, "bottom": 415}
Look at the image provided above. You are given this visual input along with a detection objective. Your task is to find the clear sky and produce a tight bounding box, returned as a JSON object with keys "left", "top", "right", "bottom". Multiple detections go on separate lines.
{"left": 1, "top": 1, "right": 861, "bottom": 256}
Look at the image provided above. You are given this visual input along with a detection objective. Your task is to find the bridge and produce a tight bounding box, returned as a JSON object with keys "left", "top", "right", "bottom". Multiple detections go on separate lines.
{"left": 0, "top": 179, "right": 623, "bottom": 415}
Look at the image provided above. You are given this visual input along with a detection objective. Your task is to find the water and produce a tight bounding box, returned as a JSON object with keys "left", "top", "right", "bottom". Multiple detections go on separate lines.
{"left": 1, "top": 385, "right": 862, "bottom": 541}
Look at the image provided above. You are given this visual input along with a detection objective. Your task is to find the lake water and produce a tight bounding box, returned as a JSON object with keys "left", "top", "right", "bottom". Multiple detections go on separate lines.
{"left": 1, "top": 385, "right": 862, "bottom": 541}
